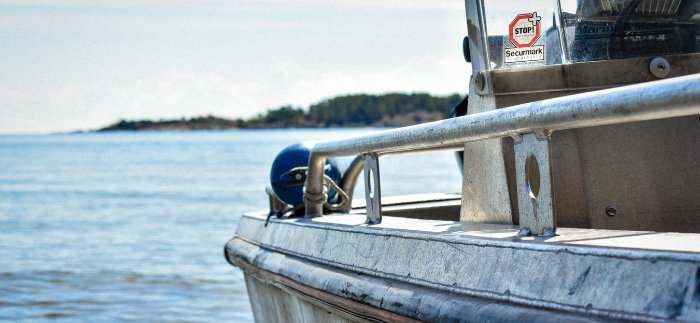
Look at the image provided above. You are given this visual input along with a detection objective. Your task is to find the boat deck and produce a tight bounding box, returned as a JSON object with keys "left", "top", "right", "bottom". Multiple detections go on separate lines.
{"left": 227, "top": 201, "right": 700, "bottom": 322}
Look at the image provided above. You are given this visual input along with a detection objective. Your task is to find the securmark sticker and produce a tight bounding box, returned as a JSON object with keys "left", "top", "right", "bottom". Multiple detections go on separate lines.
{"left": 505, "top": 46, "right": 544, "bottom": 63}
{"left": 505, "top": 12, "right": 544, "bottom": 63}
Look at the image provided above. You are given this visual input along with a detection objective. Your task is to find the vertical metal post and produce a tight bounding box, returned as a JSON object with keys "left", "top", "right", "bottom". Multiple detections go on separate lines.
{"left": 514, "top": 132, "right": 555, "bottom": 236}
{"left": 363, "top": 153, "right": 382, "bottom": 224}
{"left": 459, "top": 79, "right": 513, "bottom": 224}
{"left": 304, "top": 153, "right": 327, "bottom": 217}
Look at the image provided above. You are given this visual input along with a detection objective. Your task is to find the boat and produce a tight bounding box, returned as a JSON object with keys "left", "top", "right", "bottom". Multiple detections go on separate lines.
{"left": 226, "top": 0, "right": 700, "bottom": 321}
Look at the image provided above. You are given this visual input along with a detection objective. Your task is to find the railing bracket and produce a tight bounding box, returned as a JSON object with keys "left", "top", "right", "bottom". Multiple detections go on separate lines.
{"left": 363, "top": 153, "right": 382, "bottom": 224}
{"left": 514, "top": 132, "right": 556, "bottom": 235}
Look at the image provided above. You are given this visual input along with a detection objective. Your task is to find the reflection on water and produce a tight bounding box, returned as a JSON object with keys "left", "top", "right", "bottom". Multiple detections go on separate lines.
{"left": 0, "top": 270, "right": 250, "bottom": 321}
{"left": 0, "top": 129, "right": 461, "bottom": 321}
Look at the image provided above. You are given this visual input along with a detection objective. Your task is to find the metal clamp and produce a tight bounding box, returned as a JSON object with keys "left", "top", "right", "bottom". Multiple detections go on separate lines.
{"left": 363, "top": 153, "right": 382, "bottom": 224}
{"left": 514, "top": 132, "right": 555, "bottom": 236}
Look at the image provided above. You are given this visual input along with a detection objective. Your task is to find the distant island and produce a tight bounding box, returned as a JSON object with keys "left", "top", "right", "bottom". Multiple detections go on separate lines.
{"left": 97, "top": 92, "right": 463, "bottom": 131}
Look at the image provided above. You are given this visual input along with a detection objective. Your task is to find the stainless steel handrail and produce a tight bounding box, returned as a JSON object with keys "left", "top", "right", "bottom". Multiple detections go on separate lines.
{"left": 304, "top": 73, "right": 700, "bottom": 216}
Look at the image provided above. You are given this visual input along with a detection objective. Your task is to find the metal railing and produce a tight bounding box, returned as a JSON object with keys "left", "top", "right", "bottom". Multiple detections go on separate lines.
{"left": 303, "top": 73, "right": 700, "bottom": 220}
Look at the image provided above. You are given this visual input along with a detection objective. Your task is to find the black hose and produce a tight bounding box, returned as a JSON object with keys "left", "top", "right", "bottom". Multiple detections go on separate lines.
{"left": 448, "top": 96, "right": 469, "bottom": 172}
{"left": 607, "top": 0, "right": 643, "bottom": 59}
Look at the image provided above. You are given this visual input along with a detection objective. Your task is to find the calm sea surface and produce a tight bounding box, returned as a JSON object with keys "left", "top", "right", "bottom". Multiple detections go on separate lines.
{"left": 0, "top": 129, "right": 461, "bottom": 322}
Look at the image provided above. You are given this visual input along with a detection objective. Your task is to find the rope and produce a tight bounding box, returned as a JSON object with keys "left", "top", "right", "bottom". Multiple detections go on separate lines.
{"left": 323, "top": 174, "right": 349, "bottom": 211}
{"left": 282, "top": 166, "right": 349, "bottom": 212}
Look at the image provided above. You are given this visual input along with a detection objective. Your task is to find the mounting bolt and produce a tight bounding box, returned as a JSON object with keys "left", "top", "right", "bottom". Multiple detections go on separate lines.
{"left": 474, "top": 72, "right": 486, "bottom": 91}
{"left": 649, "top": 57, "right": 670, "bottom": 78}
{"left": 605, "top": 206, "right": 616, "bottom": 217}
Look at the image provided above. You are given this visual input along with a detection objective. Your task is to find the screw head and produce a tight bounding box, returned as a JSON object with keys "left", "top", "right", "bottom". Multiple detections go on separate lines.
{"left": 649, "top": 57, "right": 670, "bottom": 78}
{"left": 605, "top": 206, "right": 616, "bottom": 217}
{"left": 474, "top": 72, "right": 486, "bottom": 91}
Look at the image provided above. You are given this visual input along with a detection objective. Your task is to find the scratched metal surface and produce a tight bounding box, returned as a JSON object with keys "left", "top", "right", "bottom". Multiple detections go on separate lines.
{"left": 231, "top": 212, "right": 700, "bottom": 321}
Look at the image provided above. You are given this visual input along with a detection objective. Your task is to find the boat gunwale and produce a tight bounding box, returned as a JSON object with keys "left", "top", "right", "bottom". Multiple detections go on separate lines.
{"left": 228, "top": 236, "right": 634, "bottom": 322}
{"left": 239, "top": 212, "right": 700, "bottom": 263}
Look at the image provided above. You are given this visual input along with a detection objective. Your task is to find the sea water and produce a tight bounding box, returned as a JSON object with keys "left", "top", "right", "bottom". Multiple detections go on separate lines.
{"left": 0, "top": 129, "right": 462, "bottom": 322}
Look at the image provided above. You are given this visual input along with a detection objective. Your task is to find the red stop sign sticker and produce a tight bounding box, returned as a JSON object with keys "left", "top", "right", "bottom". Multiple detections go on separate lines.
{"left": 509, "top": 12, "right": 541, "bottom": 48}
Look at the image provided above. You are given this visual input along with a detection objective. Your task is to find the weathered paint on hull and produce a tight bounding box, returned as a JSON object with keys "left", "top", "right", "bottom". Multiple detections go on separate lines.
{"left": 226, "top": 212, "right": 700, "bottom": 322}
{"left": 244, "top": 275, "right": 371, "bottom": 323}
{"left": 230, "top": 238, "right": 609, "bottom": 323}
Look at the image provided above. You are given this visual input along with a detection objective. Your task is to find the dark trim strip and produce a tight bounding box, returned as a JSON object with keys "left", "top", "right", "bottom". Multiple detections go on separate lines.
{"left": 227, "top": 237, "right": 625, "bottom": 323}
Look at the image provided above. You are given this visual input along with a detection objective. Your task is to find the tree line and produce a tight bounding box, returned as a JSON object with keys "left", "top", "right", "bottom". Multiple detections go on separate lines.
{"left": 98, "top": 92, "right": 464, "bottom": 131}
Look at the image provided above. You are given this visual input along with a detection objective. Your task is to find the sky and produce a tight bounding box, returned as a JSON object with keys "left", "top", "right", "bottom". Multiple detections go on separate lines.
{"left": 0, "top": 1, "right": 471, "bottom": 134}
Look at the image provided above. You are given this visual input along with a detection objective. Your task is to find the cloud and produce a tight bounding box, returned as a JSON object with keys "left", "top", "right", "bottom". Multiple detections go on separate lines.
{"left": 0, "top": 7, "right": 301, "bottom": 33}
{"left": 0, "top": 87, "right": 28, "bottom": 105}
{"left": 264, "top": 54, "right": 469, "bottom": 107}
{"left": 0, "top": 0, "right": 462, "bottom": 10}
{"left": 252, "top": 0, "right": 463, "bottom": 10}
{"left": 0, "top": 53, "right": 469, "bottom": 134}
{"left": 0, "top": 0, "right": 470, "bottom": 134}
{"left": 0, "top": 1, "right": 463, "bottom": 32}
